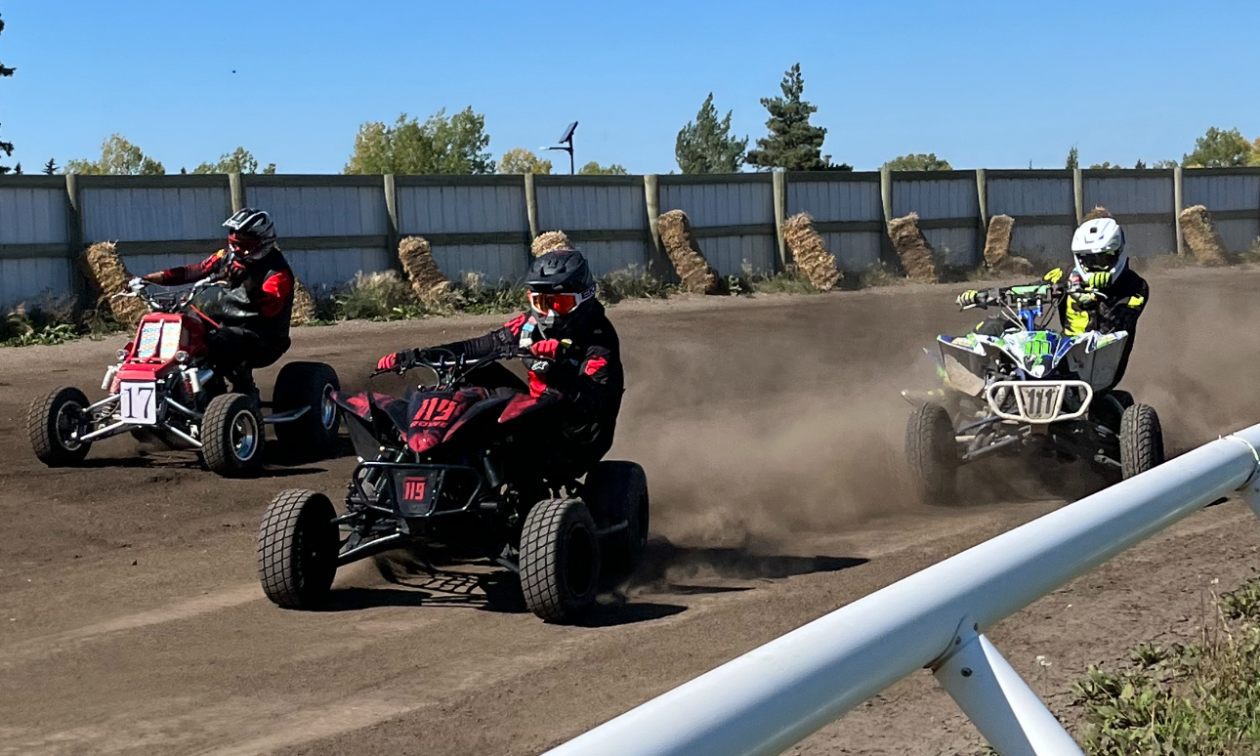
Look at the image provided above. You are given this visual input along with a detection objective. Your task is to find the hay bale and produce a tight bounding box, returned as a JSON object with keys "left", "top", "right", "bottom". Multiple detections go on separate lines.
{"left": 1082, "top": 206, "right": 1112, "bottom": 223}
{"left": 291, "top": 279, "right": 317, "bottom": 325}
{"left": 886, "top": 212, "right": 938, "bottom": 284}
{"left": 783, "top": 212, "right": 841, "bottom": 291}
{"left": 657, "top": 210, "right": 720, "bottom": 294}
{"left": 983, "top": 214, "right": 1033, "bottom": 274}
{"left": 81, "top": 242, "right": 148, "bottom": 328}
{"left": 1179, "top": 205, "right": 1230, "bottom": 266}
{"left": 531, "top": 230, "right": 572, "bottom": 258}
{"left": 398, "top": 235, "right": 454, "bottom": 308}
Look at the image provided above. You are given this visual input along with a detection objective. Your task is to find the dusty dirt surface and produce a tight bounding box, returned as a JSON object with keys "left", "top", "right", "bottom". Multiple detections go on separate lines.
{"left": 2, "top": 266, "right": 1260, "bottom": 756}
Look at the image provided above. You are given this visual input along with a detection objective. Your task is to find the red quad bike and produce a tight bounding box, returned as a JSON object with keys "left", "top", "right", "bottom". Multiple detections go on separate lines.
{"left": 27, "top": 279, "right": 341, "bottom": 477}
{"left": 256, "top": 347, "right": 650, "bottom": 624}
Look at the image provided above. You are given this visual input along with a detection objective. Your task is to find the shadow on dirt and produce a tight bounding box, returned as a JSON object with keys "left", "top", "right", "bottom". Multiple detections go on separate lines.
{"left": 322, "top": 558, "right": 689, "bottom": 627}
{"left": 74, "top": 453, "right": 327, "bottom": 477}
{"left": 629, "top": 537, "right": 869, "bottom": 595}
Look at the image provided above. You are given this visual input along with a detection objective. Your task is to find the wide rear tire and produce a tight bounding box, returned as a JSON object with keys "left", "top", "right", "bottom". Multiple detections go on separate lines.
{"left": 272, "top": 362, "right": 341, "bottom": 461}
{"left": 583, "top": 461, "right": 650, "bottom": 586}
{"left": 28, "top": 386, "right": 92, "bottom": 467}
{"left": 1120, "top": 403, "right": 1164, "bottom": 479}
{"left": 202, "top": 393, "right": 264, "bottom": 477}
{"left": 257, "top": 489, "right": 340, "bottom": 609}
{"left": 520, "top": 498, "right": 600, "bottom": 624}
{"left": 906, "top": 403, "right": 958, "bottom": 505}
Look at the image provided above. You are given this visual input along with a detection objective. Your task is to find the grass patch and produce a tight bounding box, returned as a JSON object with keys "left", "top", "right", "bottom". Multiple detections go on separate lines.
{"left": 598, "top": 266, "right": 675, "bottom": 304}
{"left": 1072, "top": 576, "right": 1260, "bottom": 755}
{"left": 2, "top": 297, "right": 126, "bottom": 348}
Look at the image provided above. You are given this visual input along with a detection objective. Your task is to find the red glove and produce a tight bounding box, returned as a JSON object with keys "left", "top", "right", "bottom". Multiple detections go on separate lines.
{"left": 530, "top": 339, "right": 561, "bottom": 359}
{"left": 376, "top": 353, "right": 397, "bottom": 372}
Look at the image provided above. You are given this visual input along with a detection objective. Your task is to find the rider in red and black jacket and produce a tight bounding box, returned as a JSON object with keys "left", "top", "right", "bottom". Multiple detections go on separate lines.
{"left": 377, "top": 249, "right": 624, "bottom": 478}
{"left": 138, "top": 208, "right": 294, "bottom": 394}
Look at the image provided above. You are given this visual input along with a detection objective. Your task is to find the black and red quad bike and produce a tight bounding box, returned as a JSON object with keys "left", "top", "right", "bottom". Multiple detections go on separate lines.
{"left": 27, "top": 279, "right": 341, "bottom": 477}
{"left": 256, "top": 347, "right": 649, "bottom": 624}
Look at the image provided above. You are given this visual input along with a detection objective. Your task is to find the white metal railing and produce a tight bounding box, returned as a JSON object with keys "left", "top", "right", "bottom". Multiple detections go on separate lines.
{"left": 544, "top": 424, "right": 1260, "bottom": 756}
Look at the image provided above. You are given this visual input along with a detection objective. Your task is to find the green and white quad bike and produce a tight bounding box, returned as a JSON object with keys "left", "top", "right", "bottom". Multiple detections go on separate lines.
{"left": 902, "top": 282, "right": 1164, "bottom": 504}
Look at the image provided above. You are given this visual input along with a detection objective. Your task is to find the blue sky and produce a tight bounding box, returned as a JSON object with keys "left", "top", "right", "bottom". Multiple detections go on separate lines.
{"left": 1, "top": 0, "right": 1257, "bottom": 174}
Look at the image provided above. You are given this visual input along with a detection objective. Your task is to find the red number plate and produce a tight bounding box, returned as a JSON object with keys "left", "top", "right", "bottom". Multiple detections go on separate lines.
{"left": 402, "top": 477, "right": 428, "bottom": 502}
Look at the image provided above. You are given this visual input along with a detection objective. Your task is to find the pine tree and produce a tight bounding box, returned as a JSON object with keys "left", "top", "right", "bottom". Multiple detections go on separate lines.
{"left": 675, "top": 93, "right": 749, "bottom": 174}
{"left": 43, "top": 158, "right": 57, "bottom": 175}
{"left": 746, "top": 64, "right": 841, "bottom": 171}
{"left": 1065, "top": 146, "right": 1079, "bottom": 170}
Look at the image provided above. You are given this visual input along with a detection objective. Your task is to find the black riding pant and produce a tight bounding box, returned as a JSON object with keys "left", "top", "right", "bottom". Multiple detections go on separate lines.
{"left": 206, "top": 327, "right": 285, "bottom": 393}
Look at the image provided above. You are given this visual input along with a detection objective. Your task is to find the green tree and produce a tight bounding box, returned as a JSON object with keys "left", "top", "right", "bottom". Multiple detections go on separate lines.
{"left": 0, "top": 14, "right": 15, "bottom": 175}
{"left": 497, "top": 148, "right": 552, "bottom": 174}
{"left": 1152, "top": 159, "right": 1179, "bottom": 169}
{"left": 192, "top": 146, "right": 275, "bottom": 174}
{"left": 344, "top": 107, "right": 493, "bottom": 175}
{"left": 42, "top": 158, "right": 57, "bottom": 175}
{"left": 578, "top": 161, "right": 629, "bottom": 175}
{"left": 675, "top": 93, "right": 749, "bottom": 174}
{"left": 65, "top": 134, "right": 165, "bottom": 175}
{"left": 883, "top": 153, "right": 952, "bottom": 171}
{"left": 1183, "top": 127, "right": 1254, "bottom": 168}
{"left": 746, "top": 63, "right": 839, "bottom": 171}
{"left": 1065, "top": 146, "right": 1079, "bottom": 170}
{"left": 1089, "top": 161, "right": 1118, "bottom": 169}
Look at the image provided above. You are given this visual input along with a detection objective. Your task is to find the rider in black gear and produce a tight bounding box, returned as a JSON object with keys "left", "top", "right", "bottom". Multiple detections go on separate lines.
{"left": 377, "top": 249, "right": 624, "bottom": 480}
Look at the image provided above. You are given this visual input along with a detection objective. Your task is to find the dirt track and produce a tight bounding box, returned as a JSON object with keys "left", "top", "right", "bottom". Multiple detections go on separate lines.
{"left": 2, "top": 266, "right": 1260, "bottom": 756}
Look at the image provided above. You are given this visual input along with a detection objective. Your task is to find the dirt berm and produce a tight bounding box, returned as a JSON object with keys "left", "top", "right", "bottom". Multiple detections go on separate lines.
{"left": 1, "top": 265, "right": 1259, "bottom": 755}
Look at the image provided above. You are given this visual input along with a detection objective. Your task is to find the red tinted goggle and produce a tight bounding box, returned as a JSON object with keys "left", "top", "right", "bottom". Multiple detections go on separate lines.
{"left": 529, "top": 291, "right": 580, "bottom": 315}
{"left": 228, "top": 233, "right": 261, "bottom": 254}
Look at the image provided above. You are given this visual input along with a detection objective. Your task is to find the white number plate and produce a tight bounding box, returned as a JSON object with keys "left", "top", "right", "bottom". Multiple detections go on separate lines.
{"left": 120, "top": 382, "right": 158, "bottom": 425}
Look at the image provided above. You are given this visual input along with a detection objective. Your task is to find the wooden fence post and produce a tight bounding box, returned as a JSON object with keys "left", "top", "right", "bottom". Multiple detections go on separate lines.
{"left": 1173, "top": 166, "right": 1185, "bottom": 257}
{"left": 975, "top": 168, "right": 989, "bottom": 265}
{"left": 228, "top": 173, "right": 245, "bottom": 213}
{"left": 878, "top": 165, "right": 902, "bottom": 270}
{"left": 772, "top": 171, "right": 788, "bottom": 272}
{"left": 524, "top": 172, "right": 540, "bottom": 241}
{"left": 64, "top": 173, "right": 87, "bottom": 309}
{"left": 643, "top": 174, "right": 667, "bottom": 278}
{"left": 384, "top": 173, "right": 401, "bottom": 269}
{"left": 1072, "top": 168, "right": 1084, "bottom": 226}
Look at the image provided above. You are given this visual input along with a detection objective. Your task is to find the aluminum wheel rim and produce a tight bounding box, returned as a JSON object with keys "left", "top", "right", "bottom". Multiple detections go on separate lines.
{"left": 55, "top": 402, "right": 84, "bottom": 451}
{"left": 320, "top": 385, "right": 337, "bottom": 430}
{"left": 231, "top": 409, "right": 259, "bottom": 461}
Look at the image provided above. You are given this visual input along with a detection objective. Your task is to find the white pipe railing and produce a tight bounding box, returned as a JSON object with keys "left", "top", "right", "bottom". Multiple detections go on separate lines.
{"left": 544, "top": 425, "right": 1260, "bottom": 756}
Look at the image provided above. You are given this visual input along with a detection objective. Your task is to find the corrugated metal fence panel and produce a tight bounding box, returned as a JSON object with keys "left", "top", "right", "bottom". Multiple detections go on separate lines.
{"left": 432, "top": 244, "right": 528, "bottom": 285}
{"left": 822, "top": 232, "right": 882, "bottom": 271}
{"left": 119, "top": 252, "right": 210, "bottom": 279}
{"left": 1183, "top": 173, "right": 1260, "bottom": 252}
{"left": 987, "top": 175, "right": 1075, "bottom": 264}
{"left": 785, "top": 178, "right": 882, "bottom": 221}
{"left": 987, "top": 177, "right": 1074, "bottom": 217}
{"left": 659, "top": 179, "right": 773, "bottom": 226}
{"left": 398, "top": 183, "right": 528, "bottom": 235}
{"left": 537, "top": 182, "right": 644, "bottom": 231}
{"left": 82, "top": 186, "right": 231, "bottom": 241}
{"left": 247, "top": 185, "right": 388, "bottom": 237}
{"left": 1010, "top": 226, "right": 1074, "bottom": 265}
{"left": 1083, "top": 175, "right": 1175, "bottom": 256}
{"left": 580, "top": 241, "right": 651, "bottom": 277}
{"left": 1182, "top": 173, "right": 1259, "bottom": 211}
{"left": 0, "top": 258, "right": 72, "bottom": 308}
{"left": 922, "top": 228, "right": 979, "bottom": 268}
{"left": 1083, "top": 175, "right": 1173, "bottom": 214}
{"left": 892, "top": 176, "right": 978, "bottom": 219}
{"left": 283, "top": 248, "right": 392, "bottom": 289}
{"left": 0, "top": 186, "right": 69, "bottom": 244}
{"left": 703, "top": 236, "right": 776, "bottom": 277}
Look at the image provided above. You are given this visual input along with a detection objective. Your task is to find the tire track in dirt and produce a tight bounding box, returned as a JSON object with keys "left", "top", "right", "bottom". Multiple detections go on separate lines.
{"left": 1, "top": 266, "right": 1259, "bottom": 755}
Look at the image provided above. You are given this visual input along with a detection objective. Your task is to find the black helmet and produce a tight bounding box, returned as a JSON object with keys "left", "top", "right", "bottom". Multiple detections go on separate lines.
{"left": 525, "top": 249, "right": 596, "bottom": 333}
{"left": 223, "top": 208, "right": 278, "bottom": 260}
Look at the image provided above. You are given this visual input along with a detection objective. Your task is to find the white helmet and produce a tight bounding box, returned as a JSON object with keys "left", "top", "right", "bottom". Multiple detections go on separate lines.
{"left": 1071, "top": 217, "right": 1127, "bottom": 279}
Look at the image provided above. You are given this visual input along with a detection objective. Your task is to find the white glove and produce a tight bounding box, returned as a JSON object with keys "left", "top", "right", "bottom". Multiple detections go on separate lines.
{"left": 126, "top": 276, "right": 146, "bottom": 292}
